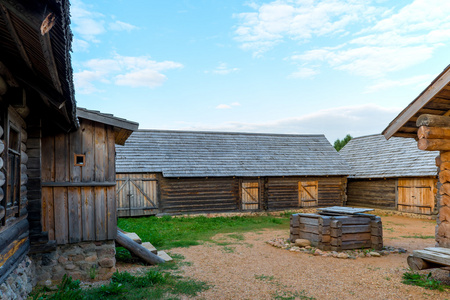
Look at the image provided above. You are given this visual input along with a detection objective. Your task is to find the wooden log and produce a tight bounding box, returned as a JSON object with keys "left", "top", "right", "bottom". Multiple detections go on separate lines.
{"left": 440, "top": 194, "right": 450, "bottom": 206}
{"left": 0, "top": 125, "right": 3, "bottom": 138}
{"left": 331, "top": 216, "right": 372, "bottom": 225}
{"left": 318, "top": 216, "right": 331, "bottom": 226}
{"left": 0, "top": 206, "right": 4, "bottom": 219}
{"left": 440, "top": 183, "right": 450, "bottom": 196}
{"left": 290, "top": 227, "right": 299, "bottom": 235}
{"left": 419, "top": 138, "right": 450, "bottom": 151}
{"left": 299, "top": 231, "right": 320, "bottom": 243}
{"left": 341, "top": 240, "right": 372, "bottom": 250}
{"left": 417, "top": 114, "right": 450, "bottom": 128}
{"left": 115, "top": 230, "right": 165, "bottom": 265}
{"left": 441, "top": 162, "right": 450, "bottom": 171}
{"left": 299, "top": 217, "right": 319, "bottom": 226}
{"left": 343, "top": 224, "right": 372, "bottom": 234}
{"left": 407, "top": 255, "right": 441, "bottom": 271}
{"left": 331, "top": 237, "right": 342, "bottom": 246}
{"left": 0, "top": 140, "right": 3, "bottom": 154}
{"left": 290, "top": 214, "right": 300, "bottom": 227}
{"left": 0, "top": 218, "right": 28, "bottom": 250}
{"left": 0, "top": 188, "right": 3, "bottom": 202}
{"left": 29, "top": 240, "right": 57, "bottom": 254}
{"left": 439, "top": 170, "right": 450, "bottom": 184}
{"left": 330, "top": 220, "right": 341, "bottom": 228}
{"left": 331, "top": 228, "right": 342, "bottom": 237}
{"left": 418, "top": 126, "right": 450, "bottom": 139}
{"left": 413, "top": 248, "right": 450, "bottom": 266}
{"left": 0, "top": 239, "right": 29, "bottom": 284}
{"left": 318, "top": 225, "right": 331, "bottom": 235}
{"left": 439, "top": 206, "right": 450, "bottom": 222}
{"left": 436, "top": 155, "right": 442, "bottom": 167}
{"left": 437, "top": 222, "right": 450, "bottom": 238}
{"left": 441, "top": 151, "right": 450, "bottom": 162}
{"left": 0, "top": 75, "right": 8, "bottom": 95}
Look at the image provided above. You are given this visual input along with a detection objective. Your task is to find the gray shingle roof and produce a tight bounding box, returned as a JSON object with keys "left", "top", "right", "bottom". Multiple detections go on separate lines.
{"left": 339, "top": 134, "right": 438, "bottom": 178}
{"left": 116, "top": 130, "right": 350, "bottom": 177}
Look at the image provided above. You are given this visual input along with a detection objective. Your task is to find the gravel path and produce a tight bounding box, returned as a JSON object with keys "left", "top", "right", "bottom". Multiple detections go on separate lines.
{"left": 167, "top": 215, "right": 449, "bottom": 300}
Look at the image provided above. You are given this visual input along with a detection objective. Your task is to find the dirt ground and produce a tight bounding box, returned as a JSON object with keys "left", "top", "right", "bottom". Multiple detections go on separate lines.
{"left": 165, "top": 215, "right": 450, "bottom": 300}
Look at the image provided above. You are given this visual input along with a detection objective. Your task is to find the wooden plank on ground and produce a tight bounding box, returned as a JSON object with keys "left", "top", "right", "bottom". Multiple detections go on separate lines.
{"left": 413, "top": 249, "right": 450, "bottom": 266}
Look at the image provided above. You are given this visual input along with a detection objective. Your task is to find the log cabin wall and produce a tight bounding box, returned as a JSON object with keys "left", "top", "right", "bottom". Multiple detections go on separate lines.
{"left": 346, "top": 178, "right": 397, "bottom": 209}
{"left": 41, "top": 118, "right": 116, "bottom": 245}
{"left": 0, "top": 105, "right": 30, "bottom": 285}
{"left": 159, "top": 176, "right": 240, "bottom": 213}
{"left": 267, "top": 176, "right": 346, "bottom": 210}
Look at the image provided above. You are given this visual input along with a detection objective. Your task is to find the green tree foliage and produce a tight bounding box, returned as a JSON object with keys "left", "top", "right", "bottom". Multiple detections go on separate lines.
{"left": 333, "top": 134, "right": 352, "bottom": 151}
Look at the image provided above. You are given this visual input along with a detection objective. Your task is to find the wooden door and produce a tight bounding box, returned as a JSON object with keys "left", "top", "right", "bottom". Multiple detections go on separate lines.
{"left": 241, "top": 181, "right": 260, "bottom": 210}
{"left": 397, "top": 178, "right": 436, "bottom": 214}
{"left": 116, "top": 174, "right": 159, "bottom": 216}
{"left": 298, "top": 181, "right": 318, "bottom": 207}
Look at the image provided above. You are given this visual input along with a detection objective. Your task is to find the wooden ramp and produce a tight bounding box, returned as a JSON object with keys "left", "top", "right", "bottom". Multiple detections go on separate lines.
{"left": 408, "top": 247, "right": 450, "bottom": 270}
{"left": 115, "top": 230, "right": 168, "bottom": 265}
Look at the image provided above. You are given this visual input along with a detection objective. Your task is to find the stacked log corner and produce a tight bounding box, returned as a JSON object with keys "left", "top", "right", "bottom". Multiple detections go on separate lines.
{"left": 416, "top": 114, "right": 450, "bottom": 248}
{"left": 290, "top": 213, "right": 382, "bottom": 251}
{"left": 0, "top": 124, "right": 4, "bottom": 221}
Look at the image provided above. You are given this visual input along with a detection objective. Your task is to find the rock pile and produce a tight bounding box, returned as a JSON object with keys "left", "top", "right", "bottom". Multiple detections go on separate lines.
{"left": 266, "top": 238, "right": 407, "bottom": 259}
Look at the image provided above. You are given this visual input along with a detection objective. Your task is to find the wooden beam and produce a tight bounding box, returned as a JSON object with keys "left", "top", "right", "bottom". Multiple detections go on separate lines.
{"left": 39, "top": 32, "right": 63, "bottom": 95}
{"left": 407, "top": 255, "right": 442, "bottom": 271}
{"left": 383, "top": 65, "right": 450, "bottom": 139}
{"left": 417, "top": 114, "right": 450, "bottom": 127}
{"left": 418, "top": 126, "right": 450, "bottom": 139}
{"left": 418, "top": 138, "right": 450, "bottom": 151}
{"left": 115, "top": 230, "right": 165, "bottom": 265}
{"left": 0, "top": 5, "right": 33, "bottom": 70}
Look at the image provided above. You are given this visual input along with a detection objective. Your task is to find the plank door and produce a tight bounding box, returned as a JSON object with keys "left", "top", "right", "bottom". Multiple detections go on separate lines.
{"left": 116, "top": 174, "right": 159, "bottom": 216}
{"left": 298, "top": 181, "right": 318, "bottom": 207}
{"left": 397, "top": 178, "right": 436, "bottom": 214}
{"left": 241, "top": 181, "right": 260, "bottom": 210}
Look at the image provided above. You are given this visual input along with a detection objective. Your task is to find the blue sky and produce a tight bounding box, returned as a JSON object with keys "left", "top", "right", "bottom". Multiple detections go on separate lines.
{"left": 71, "top": 0, "right": 450, "bottom": 142}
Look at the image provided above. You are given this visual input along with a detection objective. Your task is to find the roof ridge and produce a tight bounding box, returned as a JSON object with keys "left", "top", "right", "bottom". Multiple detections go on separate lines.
{"left": 135, "top": 129, "right": 326, "bottom": 138}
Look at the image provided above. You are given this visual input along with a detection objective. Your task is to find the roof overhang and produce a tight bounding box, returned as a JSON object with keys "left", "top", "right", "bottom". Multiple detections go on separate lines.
{"left": 76, "top": 107, "right": 139, "bottom": 145}
{"left": 383, "top": 65, "right": 450, "bottom": 140}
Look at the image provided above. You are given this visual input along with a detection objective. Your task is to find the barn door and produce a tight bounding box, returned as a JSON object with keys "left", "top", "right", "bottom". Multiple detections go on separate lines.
{"left": 397, "top": 178, "right": 436, "bottom": 214}
{"left": 298, "top": 181, "right": 318, "bottom": 207}
{"left": 116, "top": 174, "right": 159, "bottom": 216}
{"left": 241, "top": 180, "right": 260, "bottom": 210}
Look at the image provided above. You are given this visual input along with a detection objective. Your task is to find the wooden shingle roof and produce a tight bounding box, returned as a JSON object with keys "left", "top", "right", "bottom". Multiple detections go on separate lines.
{"left": 116, "top": 130, "right": 351, "bottom": 177}
{"left": 340, "top": 134, "right": 438, "bottom": 179}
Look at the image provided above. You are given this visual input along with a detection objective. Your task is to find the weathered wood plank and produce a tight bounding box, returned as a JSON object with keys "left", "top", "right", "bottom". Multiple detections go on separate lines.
{"left": 53, "top": 187, "right": 68, "bottom": 244}
{"left": 81, "top": 187, "right": 95, "bottom": 241}
{"left": 94, "top": 187, "right": 107, "bottom": 241}
{"left": 81, "top": 120, "right": 94, "bottom": 182}
{"left": 94, "top": 123, "right": 106, "bottom": 182}
{"left": 67, "top": 187, "right": 82, "bottom": 243}
{"left": 107, "top": 186, "right": 116, "bottom": 240}
{"left": 115, "top": 231, "right": 164, "bottom": 265}
{"left": 42, "top": 187, "right": 54, "bottom": 240}
{"left": 413, "top": 249, "right": 450, "bottom": 266}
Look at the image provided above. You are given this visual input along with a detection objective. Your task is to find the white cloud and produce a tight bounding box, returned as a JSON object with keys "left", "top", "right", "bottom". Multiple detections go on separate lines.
{"left": 184, "top": 104, "right": 401, "bottom": 142}
{"left": 71, "top": 0, "right": 139, "bottom": 50}
{"left": 74, "top": 54, "right": 183, "bottom": 94}
{"left": 206, "top": 63, "right": 240, "bottom": 75}
{"left": 289, "top": 67, "right": 319, "bottom": 79}
{"left": 231, "top": 102, "right": 241, "bottom": 106}
{"left": 366, "top": 74, "right": 434, "bottom": 93}
{"left": 236, "top": 0, "right": 450, "bottom": 82}
{"left": 234, "top": 0, "right": 380, "bottom": 55}
{"left": 216, "top": 104, "right": 232, "bottom": 109}
{"left": 108, "top": 20, "right": 139, "bottom": 32}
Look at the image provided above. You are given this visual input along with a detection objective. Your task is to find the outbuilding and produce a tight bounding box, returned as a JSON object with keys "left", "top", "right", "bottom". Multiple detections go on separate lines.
{"left": 383, "top": 64, "right": 450, "bottom": 248}
{"left": 340, "top": 134, "right": 438, "bottom": 214}
{"left": 115, "top": 130, "right": 350, "bottom": 216}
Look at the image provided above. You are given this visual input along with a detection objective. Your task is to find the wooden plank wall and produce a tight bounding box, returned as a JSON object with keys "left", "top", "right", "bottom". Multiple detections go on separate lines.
{"left": 159, "top": 177, "right": 239, "bottom": 213}
{"left": 116, "top": 173, "right": 159, "bottom": 217}
{"left": 41, "top": 119, "right": 116, "bottom": 244}
{"left": 267, "top": 176, "right": 346, "bottom": 210}
{"left": 397, "top": 177, "right": 437, "bottom": 215}
{"left": 0, "top": 107, "right": 30, "bottom": 284}
{"left": 346, "top": 178, "right": 397, "bottom": 209}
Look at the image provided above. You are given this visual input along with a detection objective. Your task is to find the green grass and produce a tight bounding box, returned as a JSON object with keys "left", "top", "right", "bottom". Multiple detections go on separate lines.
{"left": 402, "top": 271, "right": 450, "bottom": 291}
{"left": 400, "top": 234, "right": 435, "bottom": 239}
{"left": 117, "top": 214, "right": 289, "bottom": 250}
{"left": 31, "top": 269, "right": 209, "bottom": 300}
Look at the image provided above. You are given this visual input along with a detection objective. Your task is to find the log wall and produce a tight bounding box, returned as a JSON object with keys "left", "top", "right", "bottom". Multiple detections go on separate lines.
{"left": 267, "top": 176, "right": 346, "bottom": 210}
{"left": 0, "top": 106, "right": 30, "bottom": 284}
{"left": 159, "top": 176, "right": 240, "bottom": 213}
{"left": 346, "top": 178, "right": 397, "bottom": 209}
{"left": 437, "top": 151, "right": 450, "bottom": 247}
{"left": 41, "top": 119, "right": 117, "bottom": 244}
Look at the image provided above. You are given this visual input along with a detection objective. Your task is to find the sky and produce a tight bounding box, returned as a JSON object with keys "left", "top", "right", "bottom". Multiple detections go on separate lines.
{"left": 70, "top": 0, "right": 450, "bottom": 143}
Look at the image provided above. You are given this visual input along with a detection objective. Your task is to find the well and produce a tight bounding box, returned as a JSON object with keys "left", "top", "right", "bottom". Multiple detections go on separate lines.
{"left": 290, "top": 207, "right": 383, "bottom": 251}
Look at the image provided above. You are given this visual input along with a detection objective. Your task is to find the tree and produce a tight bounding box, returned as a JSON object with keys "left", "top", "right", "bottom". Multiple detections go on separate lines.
{"left": 334, "top": 134, "right": 352, "bottom": 152}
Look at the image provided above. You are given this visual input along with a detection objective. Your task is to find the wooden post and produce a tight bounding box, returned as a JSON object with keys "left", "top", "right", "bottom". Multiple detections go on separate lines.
{"left": 318, "top": 216, "right": 331, "bottom": 250}
{"left": 290, "top": 214, "right": 300, "bottom": 242}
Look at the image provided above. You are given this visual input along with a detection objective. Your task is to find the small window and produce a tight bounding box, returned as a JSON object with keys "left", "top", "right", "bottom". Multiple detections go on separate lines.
{"left": 74, "top": 154, "right": 85, "bottom": 166}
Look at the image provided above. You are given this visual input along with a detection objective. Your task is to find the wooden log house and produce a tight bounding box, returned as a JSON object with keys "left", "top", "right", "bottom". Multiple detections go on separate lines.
{"left": 340, "top": 134, "right": 438, "bottom": 214}
{"left": 115, "top": 130, "right": 350, "bottom": 216}
{"left": 383, "top": 64, "right": 450, "bottom": 248}
{"left": 0, "top": 0, "right": 138, "bottom": 294}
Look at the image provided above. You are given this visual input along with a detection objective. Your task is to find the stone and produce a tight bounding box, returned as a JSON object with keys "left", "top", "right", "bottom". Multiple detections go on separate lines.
{"left": 369, "top": 252, "right": 381, "bottom": 257}
{"left": 65, "top": 264, "right": 76, "bottom": 270}
{"left": 294, "top": 239, "right": 311, "bottom": 248}
{"left": 85, "top": 255, "right": 98, "bottom": 262}
{"left": 72, "top": 254, "right": 85, "bottom": 262}
{"left": 44, "top": 280, "right": 52, "bottom": 287}
{"left": 58, "top": 256, "right": 68, "bottom": 264}
{"left": 337, "top": 253, "right": 349, "bottom": 259}
{"left": 99, "top": 257, "right": 115, "bottom": 268}
{"left": 97, "top": 248, "right": 115, "bottom": 258}
{"left": 157, "top": 251, "right": 173, "bottom": 262}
